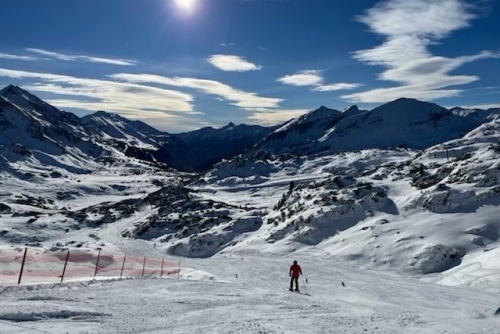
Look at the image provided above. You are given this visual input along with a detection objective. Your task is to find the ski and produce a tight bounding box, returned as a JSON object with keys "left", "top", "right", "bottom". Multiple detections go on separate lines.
{"left": 282, "top": 288, "right": 310, "bottom": 296}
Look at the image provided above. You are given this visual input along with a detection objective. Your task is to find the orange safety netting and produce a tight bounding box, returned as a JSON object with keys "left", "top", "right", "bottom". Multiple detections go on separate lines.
{"left": 0, "top": 248, "right": 180, "bottom": 285}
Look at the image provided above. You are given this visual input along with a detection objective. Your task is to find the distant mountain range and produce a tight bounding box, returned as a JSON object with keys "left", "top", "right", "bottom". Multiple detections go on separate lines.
{"left": 1, "top": 84, "right": 499, "bottom": 173}
{"left": 248, "top": 99, "right": 499, "bottom": 156}
{"left": 0, "top": 85, "right": 273, "bottom": 172}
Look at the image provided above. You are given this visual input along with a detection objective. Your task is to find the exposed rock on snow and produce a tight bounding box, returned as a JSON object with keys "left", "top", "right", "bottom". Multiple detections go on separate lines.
{"left": 410, "top": 243, "right": 461, "bottom": 274}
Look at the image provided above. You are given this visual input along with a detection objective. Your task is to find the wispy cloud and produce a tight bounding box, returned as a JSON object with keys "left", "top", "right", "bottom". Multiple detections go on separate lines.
{"left": 344, "top": 0, "right": 499, "bottom": 103}
{"left": 0, "top": 67, "right": 305, "bottom": 129}
{"left": 26, "top": 48, "right": 139, "bottom": 66}
{"left": 0, "top": 53, "right": 40, "bottom": 61}
{"left": 247, "top": 109, "right": 308, "bottom": 125}
{"left": 110, "top": 73, "right": 281, "bottom": 110}
{"left": 314, "top": 83, "right": 363, "bottom": 92}
{"left": 110, "top": 73, "right": 312, "bottom": 126}
{"left": 207, "top": 54, "right": 262, "bottom": 72}
{"left": 0, "top": 67, "right": 194, "bottom": 119}
{"left": 277, "top": 70, "right": 362, "bottom": 92}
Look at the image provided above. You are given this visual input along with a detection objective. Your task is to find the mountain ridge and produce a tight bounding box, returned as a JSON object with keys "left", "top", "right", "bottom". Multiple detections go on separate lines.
{"left": 249, "top": 97, "right": 499, "bottom": 157}
{"left": 2, "top": 85, "right": 499, "bottom": 173}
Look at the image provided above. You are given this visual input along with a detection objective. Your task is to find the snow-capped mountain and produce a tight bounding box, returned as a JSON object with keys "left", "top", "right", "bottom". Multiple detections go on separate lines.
{"left": 4, "top": 85, "right": 498, "bottom": 175}
{"left": 250, "top": 105, "right": 359, "bottom": 155}
{"left": 81, "top": 111, "right": 200, "bottom": 171}
{"left": 0, "top": 85, "right": 104, "bottom": 173}
{"left": 0, "top": 85, "right": 275, "bottom": 173}
{"left": 173, "top": 122, "right": 277, "bottom": 170}
{"left": 252, "top": 98, "right": 498, "bottom": 156}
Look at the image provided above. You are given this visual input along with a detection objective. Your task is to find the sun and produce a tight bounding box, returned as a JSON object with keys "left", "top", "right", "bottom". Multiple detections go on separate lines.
{"left": 174, "top": 0, "right": 196, "bottom": 13}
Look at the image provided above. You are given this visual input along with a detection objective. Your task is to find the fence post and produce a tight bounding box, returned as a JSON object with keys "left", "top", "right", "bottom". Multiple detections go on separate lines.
{"left": 160, "top": 258, "right": 165, "bottom": 278}
{"left": 120, "top": 255, "right": 127, "bottom": 279}
{"left": 94, "top": 250, "right": 102, "bottom": 278}
{"left": 141, "top": 256, "right": 146, "bottom": 278}
{"left": 17, "top": 248, "right": 28, "bottom": 285}
{"left": 60, "top": 251, "right": 70, "bottom": 283}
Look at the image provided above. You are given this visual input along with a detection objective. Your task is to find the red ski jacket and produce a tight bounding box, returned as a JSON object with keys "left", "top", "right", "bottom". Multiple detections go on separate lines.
{"left": 289, "top": 264, "right": 302, "bottom": 277}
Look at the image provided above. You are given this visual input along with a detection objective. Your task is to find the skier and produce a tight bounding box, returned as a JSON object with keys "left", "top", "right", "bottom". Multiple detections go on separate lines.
{"left": 289, "top": 260, "right": 302, "bottom": 292}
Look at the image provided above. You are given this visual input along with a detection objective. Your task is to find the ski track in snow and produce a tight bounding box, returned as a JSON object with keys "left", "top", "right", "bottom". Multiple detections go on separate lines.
{"left": 96, "top": 209, "right": 165, "bottom": 258}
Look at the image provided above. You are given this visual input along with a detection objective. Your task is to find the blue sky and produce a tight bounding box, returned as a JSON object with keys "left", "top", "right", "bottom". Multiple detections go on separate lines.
{"left": 0, "top": 0, "right": 499, "bottom": 133}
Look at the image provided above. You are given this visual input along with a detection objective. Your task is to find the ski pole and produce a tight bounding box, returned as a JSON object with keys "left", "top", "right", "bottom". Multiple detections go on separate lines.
{"left": 301, "top": 276, "right": 308, "bottom": 295}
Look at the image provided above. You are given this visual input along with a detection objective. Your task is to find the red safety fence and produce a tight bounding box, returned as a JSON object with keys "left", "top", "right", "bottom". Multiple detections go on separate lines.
{"left": 0, "top": 248, "right": 181, "bottom": 286}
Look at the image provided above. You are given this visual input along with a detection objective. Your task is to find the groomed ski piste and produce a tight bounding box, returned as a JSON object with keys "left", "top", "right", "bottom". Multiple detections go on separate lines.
{"left": 0, "top": 245, "right": 499, "bottom": 333}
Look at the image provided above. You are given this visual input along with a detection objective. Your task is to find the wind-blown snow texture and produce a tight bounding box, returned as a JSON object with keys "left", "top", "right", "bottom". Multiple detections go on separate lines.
{"left": 1, "top": 85, "right": 500, "bottom": 333}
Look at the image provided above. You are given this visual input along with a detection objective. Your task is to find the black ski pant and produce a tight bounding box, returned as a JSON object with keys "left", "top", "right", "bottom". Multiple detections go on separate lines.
{"left": 290, "top": 276, "right": 299, "bottom": 291}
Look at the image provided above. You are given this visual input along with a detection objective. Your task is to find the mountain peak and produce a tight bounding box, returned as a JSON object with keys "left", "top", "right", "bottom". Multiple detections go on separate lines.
{"left": 309, "top": 105, "right": 340, "bottom": 116}
{"left": 373, "top": 97, "right": 447, "bottom": 116}
{"left": 341, "top": 105, "right": 363, "bottom": 118}
{"left": 342, "top": 105, "right": 359, "bottom": 113}
{"left": 91, "top": 110, "right": 125, "bottom": 120}
{"left": 0, "top": 84, "right": 48, "bottom": 108}
{"left": 0, "top": 84, "right": 26, "bottom": 96}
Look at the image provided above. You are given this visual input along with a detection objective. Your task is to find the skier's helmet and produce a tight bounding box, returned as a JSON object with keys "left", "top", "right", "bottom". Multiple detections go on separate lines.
{"left": 293, "top": 260, "right": 297, "bottom": 264}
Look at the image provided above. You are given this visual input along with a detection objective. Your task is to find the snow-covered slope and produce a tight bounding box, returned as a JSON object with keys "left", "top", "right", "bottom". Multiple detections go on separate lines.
{"left": 253, "top": 105, "right": 361, "bottom": 155}
{"left": 0, "top": 85, "right": 106, "bottom": 175}
{"left": 319, "top": 98, "right": 493, "bottom": 151}
{"left": 191, "top": 115, "right": 500, "bottom": 281}
{"left": 0, "top": 253, "right": 498, "bottom": 333}
{"left": 82, "top": 111, "right": 200, "bottom": 171}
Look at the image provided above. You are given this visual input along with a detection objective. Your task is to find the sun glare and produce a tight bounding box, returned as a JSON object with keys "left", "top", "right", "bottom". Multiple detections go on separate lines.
{"left": 174, "top": 0, "right": 196, "bottom": 14}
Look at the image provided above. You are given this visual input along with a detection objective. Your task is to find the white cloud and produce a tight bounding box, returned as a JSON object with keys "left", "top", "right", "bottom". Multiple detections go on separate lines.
{"left": 207, "top": 54, "right": 262, "bottom": 72}
{"left": 277, "top": 70, "right": 324, "bottom": 86}
{"left": 110, "top": 73, "right": 282, "bottom": 110}
{"left": 342, "top": 85, "right": 463, "bottom": 103}
{"left": 26, "top": 48, "right": 138, "bottom": 66}
{"left": 0, "top": 68, "right": 195, "bottom": 118}
{"left": 314, "top": 83, "right": 362, "bottom": 92}
{"left": 246, "top": 108, "right": 309, "bottom": 125}
{"left": 357, "top": 0, "right": 475, "bottom": 39}
{"left": 277, "top": 70, "right": 362, "bottom": 92}
{"left": 0, "top": 53, "right": 40, "bottom": 61}
{"left": 0, "top": 67, "right": 298, "bottom": 129}
{"left": 348, "top": 0, "right": 499, "bottom": 103}
{"left": 110, "top": 73, "right": 309, "bottom": 128}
